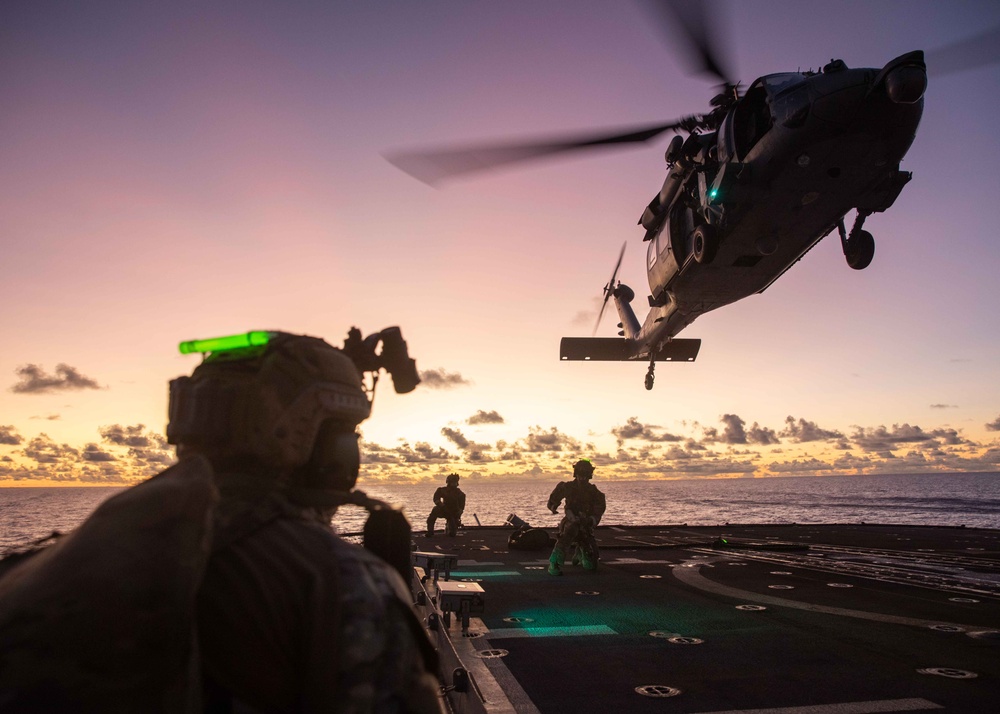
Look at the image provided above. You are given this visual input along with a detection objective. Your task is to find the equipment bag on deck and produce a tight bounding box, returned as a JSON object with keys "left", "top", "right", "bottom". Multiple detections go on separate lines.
{"left": 508, "top": 527, "right": 554, "bottom": 551}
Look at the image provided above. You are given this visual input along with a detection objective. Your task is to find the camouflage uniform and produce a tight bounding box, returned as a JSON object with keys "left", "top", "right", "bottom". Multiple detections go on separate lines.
{"left": 547, "top": 461, "right": 606, "bottom": 575}
{"left": 199, "top": 483, "right": 442, "bottom": 713}
{"left": 426, "top": 476, "right": 465, "bottom": 537}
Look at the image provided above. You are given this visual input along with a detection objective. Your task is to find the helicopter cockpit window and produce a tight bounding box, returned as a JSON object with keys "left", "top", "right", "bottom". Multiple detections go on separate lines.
{"left": 764, "top": 73, "right": 811, "bottom": 128}
{"left": 762, "top": 73, "right": 805, "bottom": 95}
{"left": 730, "top": 81, "right": 771, "bottom": 160}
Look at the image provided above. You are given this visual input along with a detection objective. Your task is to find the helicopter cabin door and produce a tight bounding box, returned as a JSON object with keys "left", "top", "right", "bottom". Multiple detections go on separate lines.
{"left": 646, "top": 206, "right": 694, "bottom": 301}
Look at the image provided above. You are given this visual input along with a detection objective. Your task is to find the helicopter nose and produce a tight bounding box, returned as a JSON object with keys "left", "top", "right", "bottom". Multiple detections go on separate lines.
{"left": 885, "top": 64, "right": 927, "bottom": 104}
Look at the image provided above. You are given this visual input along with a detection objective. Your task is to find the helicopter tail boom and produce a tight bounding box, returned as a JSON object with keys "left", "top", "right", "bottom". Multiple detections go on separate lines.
{"left": 559, "top": 337, "right": 701, "bottom": 362}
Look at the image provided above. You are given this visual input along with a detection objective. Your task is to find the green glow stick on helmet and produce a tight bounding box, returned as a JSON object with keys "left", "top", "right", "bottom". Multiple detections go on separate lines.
{"left": 178, "top": 331, "right": 277, "bottom": 357}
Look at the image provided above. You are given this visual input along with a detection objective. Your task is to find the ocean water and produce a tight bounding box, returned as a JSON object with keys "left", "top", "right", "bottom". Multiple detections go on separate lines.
{"left": 2, "top": 472, "right": 999, "bottom": 551}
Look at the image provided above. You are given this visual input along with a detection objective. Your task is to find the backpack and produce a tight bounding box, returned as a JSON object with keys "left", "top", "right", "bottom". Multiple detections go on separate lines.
{"left": 0, "top": 456, "right": 217, "bottom": 712}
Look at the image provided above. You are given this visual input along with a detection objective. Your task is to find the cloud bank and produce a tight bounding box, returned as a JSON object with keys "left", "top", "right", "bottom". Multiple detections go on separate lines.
{"left": 10, "top": 364, "right": 102, "bottom": 394}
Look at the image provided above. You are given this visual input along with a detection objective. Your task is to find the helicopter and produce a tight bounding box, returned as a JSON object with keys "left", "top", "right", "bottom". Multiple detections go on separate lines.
{"left": 386, "top": 2, "right": 999, "bottom": 390}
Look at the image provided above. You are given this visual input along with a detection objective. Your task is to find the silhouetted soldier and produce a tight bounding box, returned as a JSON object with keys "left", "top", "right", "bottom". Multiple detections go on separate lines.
{"left": 0, "top": 330, "right": 443, "bottom": 713}
{"left": 426, "top": 473, "right": 465, "bottom": 537}
{"left": 546, "top": 459, "right": 606, "bottom": 576}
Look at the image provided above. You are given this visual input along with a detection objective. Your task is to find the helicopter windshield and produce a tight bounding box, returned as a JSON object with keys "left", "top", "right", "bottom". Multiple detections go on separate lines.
{"left": 762, "top": 73, "right": 807, "bottom": 96}
{"left": 763, "top": 73, "right": 811, "bottom": 128}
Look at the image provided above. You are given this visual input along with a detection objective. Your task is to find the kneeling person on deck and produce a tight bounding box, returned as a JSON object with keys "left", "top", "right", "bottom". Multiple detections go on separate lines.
{"left": 426, "top": 473, "right": 466, "bottom": 537}
{"left": 546, "top": 459, "right": 606, "bottom": 576}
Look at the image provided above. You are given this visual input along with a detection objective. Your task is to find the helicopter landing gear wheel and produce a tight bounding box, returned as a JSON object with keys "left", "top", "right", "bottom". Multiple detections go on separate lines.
{"left": 692, "top": 224, "right": 718, "bottom": 265}
{"left": 838, "top": 212, "right": 875, "bottom": 270}
{"left": 845, "top": 230, "right": 875, "bottom": 270}
{"left": 644, "top": 361, "right": 655, "bottom": 391}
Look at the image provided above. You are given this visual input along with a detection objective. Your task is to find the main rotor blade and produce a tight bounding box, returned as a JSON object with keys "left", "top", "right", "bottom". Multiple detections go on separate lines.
{"left": 925, "top": 25, "right": 1000, "bottom": 77}
{"left": 594, "top": 242, "right": 627, "bottom": 336}
{"left": 633, "top": 0, "right": 735, "bottom": 85}
{"left": 385, "top": 121, "right": 683, "bottom": 186}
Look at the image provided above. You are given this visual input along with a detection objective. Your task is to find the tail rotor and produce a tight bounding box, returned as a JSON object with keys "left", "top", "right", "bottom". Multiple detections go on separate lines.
{"left": 593, "top": 242, "right": 627, "bottom": 336}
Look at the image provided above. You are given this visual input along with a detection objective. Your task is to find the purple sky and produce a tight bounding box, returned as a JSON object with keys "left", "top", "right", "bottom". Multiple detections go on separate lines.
{"left": 1, "top": 0, "right": 999, "bottom": 485}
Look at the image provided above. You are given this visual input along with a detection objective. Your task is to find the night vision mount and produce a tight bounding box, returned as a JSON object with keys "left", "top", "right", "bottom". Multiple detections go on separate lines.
{"left": 178, "top": 325, "right": 421, "bottom": 399}
{"left": 341, "top": 326, "right": 420, "bottom": 396}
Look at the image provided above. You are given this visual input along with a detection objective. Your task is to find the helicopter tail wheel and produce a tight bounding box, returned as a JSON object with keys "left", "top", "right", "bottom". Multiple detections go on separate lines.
{"left": 845, "top": 230, "right": 875, "bottom": 270}
{"left": 692, "top": 225, "right": 718, "bottom": 264}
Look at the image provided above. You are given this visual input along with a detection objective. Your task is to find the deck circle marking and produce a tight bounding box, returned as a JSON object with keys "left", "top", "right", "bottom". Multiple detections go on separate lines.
{"left": 930, "top": 624, "right": 965, "bottom": 633}
{"left": 575, "top": 591, "right": 600, "bottom": 596}
{"left": 949, "top": 597, "right": 980, "bottom": 603}
{"left": 524, "top": 566, "right": 545, "bottom": 570}
{"left": 768, "top": 585, "right": 794, "bottom": 590}
{"left": 635, "top": 685, "right": 681, "bottom": 698}
{"left": 917, "top": 667, "right": 977, "bottom": 679}
{"left": 475, "top": 649, "right": 508, "bottom": 659}
{"left": 668, "top": 636, "right": 704, "bottom": 645}
{"left": 648, "top": 631, "right": 682, "bottom": 638}
{"left": 736, "top": 604, "right": 767, "bottom": 611}
{"left": 640, "top": 574, "right": 662, "bottom": 579}
{"left": 827, "top": 583, "right": 854, "bottom": 588}
{"left": 502, "top": 617, "right": 534, "bottom": 624}
{"left": 727, "top": 562, "right": 747, "bottom": 566}
{"left": 770, "top": 571, "right": 792, "bottom": 575}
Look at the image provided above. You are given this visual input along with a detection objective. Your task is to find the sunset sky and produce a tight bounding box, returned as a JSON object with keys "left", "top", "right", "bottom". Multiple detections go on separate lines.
{"left": 2, "top": 0, "right": 999, "bottom": 486}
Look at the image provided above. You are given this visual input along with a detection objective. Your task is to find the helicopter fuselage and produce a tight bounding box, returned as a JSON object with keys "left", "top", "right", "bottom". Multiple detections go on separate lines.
{"left": 618, "top": 52, "right": 925, "bottom": 359}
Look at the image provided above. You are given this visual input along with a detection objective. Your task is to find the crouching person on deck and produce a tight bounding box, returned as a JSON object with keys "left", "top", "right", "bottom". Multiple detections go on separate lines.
{"left": 426, "top": 473, "right": 466, "bottom": 537}
{"left": 546, "top": 459, "right": 607, "bottom": 576}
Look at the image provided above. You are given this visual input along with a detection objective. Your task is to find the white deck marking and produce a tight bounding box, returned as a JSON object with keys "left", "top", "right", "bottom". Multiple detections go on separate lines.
{"left": 673, "top": 559, "right": 980, "bottom": 629}
{"left": 690, "top": 697, "right": 942, "bottom": 713}
{"left": 448, "top": 617, "right": 536, "bottom": 714}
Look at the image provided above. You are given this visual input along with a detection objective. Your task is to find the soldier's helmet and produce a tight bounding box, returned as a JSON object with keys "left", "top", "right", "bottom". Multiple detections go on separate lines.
{"left": 167, "top": 332, "right": 371, "bottom": 493}
{"left": 446, "top": 473, "right": 460, "bottom": 485}
{"left": 573, "top": 459, "right": 595, "bottom": 480}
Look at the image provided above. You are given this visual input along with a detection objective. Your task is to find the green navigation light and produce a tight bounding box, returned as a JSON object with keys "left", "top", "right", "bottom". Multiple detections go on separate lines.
{"left": 178, "top": 331, "right": 275, "bottom": 355}
{"left": 709, "top": 188, "right": 719, "bottom": 200}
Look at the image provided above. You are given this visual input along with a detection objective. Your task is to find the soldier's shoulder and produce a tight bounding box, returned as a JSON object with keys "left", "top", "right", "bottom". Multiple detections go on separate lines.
{"left": 329, "top": 536, "right": 411, "bottom": 599}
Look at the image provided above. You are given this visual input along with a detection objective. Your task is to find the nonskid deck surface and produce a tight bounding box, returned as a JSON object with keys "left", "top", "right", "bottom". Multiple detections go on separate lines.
{"left": 410, "top": 524, "right": 1000, "bottom": 714}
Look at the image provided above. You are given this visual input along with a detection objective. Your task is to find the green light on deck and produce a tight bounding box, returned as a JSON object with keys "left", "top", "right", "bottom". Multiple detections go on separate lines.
{"left": 709, "top": 188, "right": 719, "bottom": 200}
{"left": 178, "top": 331, "right": 274, "bottom": 355}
